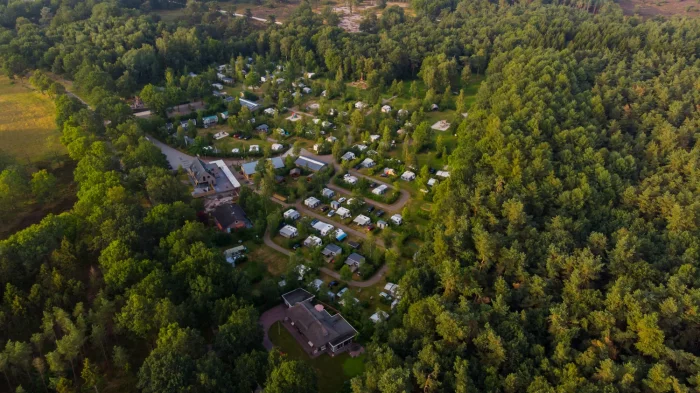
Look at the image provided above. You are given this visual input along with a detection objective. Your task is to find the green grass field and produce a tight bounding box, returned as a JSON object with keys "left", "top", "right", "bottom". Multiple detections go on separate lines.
{"left": 0, "top": 77, "right": 65, "bottom": 164}
{"left": 269, "top": 321, "right": 366, "bottom": 393}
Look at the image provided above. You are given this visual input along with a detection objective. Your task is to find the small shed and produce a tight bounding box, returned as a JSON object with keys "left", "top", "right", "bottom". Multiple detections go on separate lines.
{"left": 283, "top": 209, "right": 301, "bottom": 220}
{"left": 401, "top": 171, "right": 416, "bottom": 181}
{"left": 280, "top": 225, "right": 298, "bottom": 238}
{"left": 305, "top": 197, "right": 321, "bottom": 208}
{"left": 353, "top": 215, "right": 371, "bottom": 226}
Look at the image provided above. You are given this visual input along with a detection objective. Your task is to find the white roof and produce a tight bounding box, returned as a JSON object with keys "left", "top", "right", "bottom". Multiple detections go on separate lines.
{"left": 370, "top": 134, "right": 380, "bottom": 142}
{"left": 304, "top": 235, "right": 322, "bottom": 245}
{"left": 391, "top": 214, "right": 402, "bottom": 223}
{"left": 280, "top": 224, "right": 297, "bottom": 234}
{"left": 305, "top": 196, "right": 320, "bottom": 205}
{"left": 313, "top": 221, "right": 334, "bottom": 233}
{"left": 354, "top": 144, "right": 368, "bottom": 151}
{"left": 310, "top": 279, "right": 324, "bottom": 290}
{"left": 361, "top": 158, "right": 375, "bottom": 166}
{"left": 208, "top": 160, "right": 241, "bottom": 188}
{"left": 284, "top": 209, "right": 300, "bottom": 218}
{"left": 370, "top": 311, "right": 389, "bottom": 323}
{"left": 249, "top": 145, "right": 260, "bottom": 151}
{"left": 271, "top": 143, "right": 283, "bottom": 151}
{"left": 384, "top": 283, "right": 397, "bottom": 292}
{"left": 354, "top": 215, "right": 371, "bottom": 225}
{"left": 436, "top": 170, "right": 450, "bottom": 178}
{"left": 428, "top": 178, "right": 437, "bottom": 186}
{"left": 401, "top": 171, "right": 415, "bottom": 178}
{"left": 344, "top": 175, "right": 358, "bottom": 183}
{"left": 336, "top": 207, "right": 351, "bottom": 216}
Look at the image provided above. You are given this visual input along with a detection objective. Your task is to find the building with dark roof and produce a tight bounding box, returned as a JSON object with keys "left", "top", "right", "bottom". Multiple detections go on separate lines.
{"left": 282, "top": 288, "right": 315, "bottom": 307}
{"left": 211, "top": 204, "right": 251, "bottom": 232}
{"left": 284, "top": 294, "right": 357, "bottom": 356}
{"left": 187, "top": 158, "right": 217, "bottom": 187}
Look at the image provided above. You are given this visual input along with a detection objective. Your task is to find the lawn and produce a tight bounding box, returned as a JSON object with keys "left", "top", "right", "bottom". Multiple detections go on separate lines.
{"left": 247, "top": 243, "right": 289, "bottom": 275}
{"left": 268, "top": 321, "right": 366, "bottom": 393}
{"left": 201, "top": 125, "right": 275, "bottom": 152}
{"left": 0, "top": 77, "right": 65, "bottom": 163}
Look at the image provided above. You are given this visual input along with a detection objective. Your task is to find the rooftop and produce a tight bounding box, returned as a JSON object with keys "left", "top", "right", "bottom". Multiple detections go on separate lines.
{"left": 211, "top": 204, "right": 251, "bottom": 229}
{"left": 282, "top": 288, "right": 314, "bottom": 306}
{"left": 241, "top": 157, "right": 285, "bottom": 176}
{"left": 286, "top": 301, "right": 357, "bottom": 348}
{"left": 295, "top": 156, "right": 327, "bottom": 172}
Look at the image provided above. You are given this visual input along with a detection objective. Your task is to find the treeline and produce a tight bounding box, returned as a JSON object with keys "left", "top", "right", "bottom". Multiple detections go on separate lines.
{"left": 349, "top": 10, "right": 700, "bottom": 393}
{"left": 0, "top": 75, "right": 315, "bottom": 393}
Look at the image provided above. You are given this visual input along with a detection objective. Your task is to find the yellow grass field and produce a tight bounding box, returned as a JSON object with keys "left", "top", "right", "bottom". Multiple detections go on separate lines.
{"left": 0, "top": 77, "right": 65, "bottom": 163}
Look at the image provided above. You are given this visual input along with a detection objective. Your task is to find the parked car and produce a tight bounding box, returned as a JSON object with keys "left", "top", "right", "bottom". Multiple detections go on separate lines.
{"left": 328, "top": 281, "right": 339, "bottom": 288}
{"left": 320, "top": 206, "right": 329, "bottom": 212}
{"left": 353, "top": 165, "right": 361, "bottom": 170}
{"left": 327, "top": 210, "right": 335, "bottom": 217}
{"left": 376, "top": 210, "right": 385, "bottom": 217}
{"left": 380, "top": 173, "right": 388, "bottom": 177}
{"left": 310, "top": 219, "right": 319, "bottom": 226}
{"left": 338, "top": 197, "right": 347, "bottom": 204}
{"left": 370, "top": 182, "right": 377, "bottom": 188}
{"left": 366, "top": 225, "right": 375, "bottom": 232}
{"left": 292, "top": 244, "right": 300, "bottom": 250}
{"left": 428, "top": 167, "right": 437, "bottom": 174}
{"left": 367, "top": 206, "right": 375, "bottom": 213}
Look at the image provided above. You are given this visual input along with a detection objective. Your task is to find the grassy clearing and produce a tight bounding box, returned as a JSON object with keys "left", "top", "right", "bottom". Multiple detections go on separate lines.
{"left": 155, "top": 8, "right": 188, "bottom": 23}
{"left": 0, "top": 77, "right": 64, "bottom": 163}
{"left": 268, "top": 321, "right": 365, "bottom": 393}
{"left": 247, "top": 243, "right": 289, "bottom": 275}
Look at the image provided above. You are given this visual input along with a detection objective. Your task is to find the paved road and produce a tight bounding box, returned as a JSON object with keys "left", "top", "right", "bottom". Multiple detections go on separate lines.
{"left": 262, "top": 229, "right": 387, "bottom": 288}
{"left": 299, "top": 149, "right": 411, "bottom": 212}
{"left": 148, "top": 136, "right": 247, "bottom": 170}
{"left": 259, "top": 304, "right": 286, "bottom": 350}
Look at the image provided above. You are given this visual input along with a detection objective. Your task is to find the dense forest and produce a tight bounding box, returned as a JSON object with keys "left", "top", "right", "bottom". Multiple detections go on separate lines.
{"left": 1, "top": 0, "right": 700, "bottom": 392}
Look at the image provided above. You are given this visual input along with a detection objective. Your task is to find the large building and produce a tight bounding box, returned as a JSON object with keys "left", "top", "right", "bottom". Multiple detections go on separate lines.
{"left": 281, "top": 289, "right": 357, "bottom": 356}
{"left": 295, "top": 156, "right": 327, "bottom": 172}
{"left": 211, "top": 204, "right": 251, "bottom": 232}
{"left": 187, "top": 158, "right": 216, "bottom": 187}
{"left": 241, "top": 157, "right": 285, "bottom": 179}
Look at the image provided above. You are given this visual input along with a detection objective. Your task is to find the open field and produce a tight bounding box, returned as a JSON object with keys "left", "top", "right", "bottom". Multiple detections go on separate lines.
{"left": 618, "top": 0, "right": 700, "bottom": 17}
{"left": 268, "top": 321, "right": 365, "bottom": 393}
{"left": 155, "top": 0, "right": 334, "bottom": 24}
{"left": 0, "top": 77, "right": 64, "bottom": 164}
